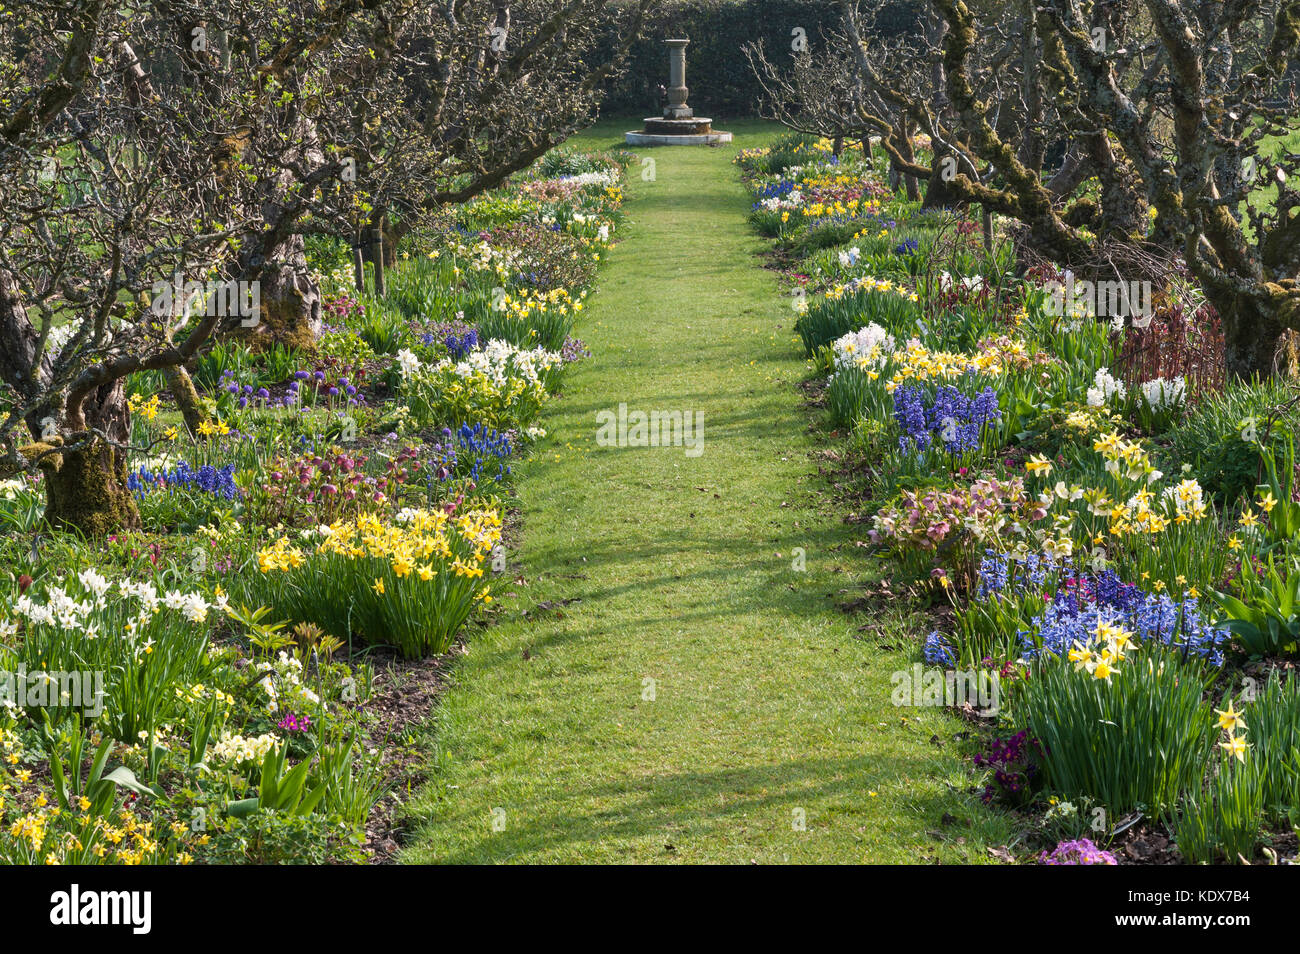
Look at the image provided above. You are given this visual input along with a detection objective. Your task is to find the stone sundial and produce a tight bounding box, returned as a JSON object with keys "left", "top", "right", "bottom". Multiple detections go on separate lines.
{"left": 626, "top": 39, "right": 733, "bottom": 146}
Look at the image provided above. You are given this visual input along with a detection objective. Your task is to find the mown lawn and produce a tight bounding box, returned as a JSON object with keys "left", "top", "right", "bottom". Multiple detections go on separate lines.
{"left": 399, "top": 117, "right": 1014, "bottom": 863}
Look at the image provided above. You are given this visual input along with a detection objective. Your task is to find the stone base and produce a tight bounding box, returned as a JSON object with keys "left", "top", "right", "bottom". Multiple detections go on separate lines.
{"left": 624, "top": 130, "right": 734, "bottom": 146}
{"left": 626, "top": 117, "right": 732, "bottom": 146}
{"left": 644, "top": 117, "right": 713, "bottom": 136}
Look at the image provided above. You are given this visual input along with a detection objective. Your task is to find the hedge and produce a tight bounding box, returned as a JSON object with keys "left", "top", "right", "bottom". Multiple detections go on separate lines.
{"left": 589, "top": 0, "right": 921, "bottom": 119}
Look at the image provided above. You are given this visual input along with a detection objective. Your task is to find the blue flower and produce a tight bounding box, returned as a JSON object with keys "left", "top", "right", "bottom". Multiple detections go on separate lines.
{"left": 129, "top": 461, "right": 241, "bottom": 501}
{"left": 924, "top": 631, "right": 958, "bottom": 666}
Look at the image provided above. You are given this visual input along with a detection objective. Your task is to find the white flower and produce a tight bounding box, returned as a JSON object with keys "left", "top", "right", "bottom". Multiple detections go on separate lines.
{"left": 830, "top": 323, "right": 894, "bottom": 373}
{"left": 212, "top": 731, "right": 278, "bottom": 764}
{"left": 179, "top": 592, "right": 209, "bottom": 624}
{"left": 1139, "top": 376, "right": 1185, "bottom": 410}
{"left": 78, "top": 568, "right": 111, "bottom": 599}
{"left": 1087, "top": 367, "right": 1127, "bottom": 407}
{"left": 396, "top": 348, "right": 422, "bottom": 380}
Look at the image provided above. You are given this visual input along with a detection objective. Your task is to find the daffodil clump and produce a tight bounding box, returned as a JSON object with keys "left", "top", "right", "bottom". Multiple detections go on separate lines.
{"left": 477, "top": 285, "right": 586, "bottom": 351}
{"left": 1021, "top": 432, "right": 1225, "bottom": 592}
{"left": 252, "top": 507, "right": 501, "bottom": 657}
{"left": 397, "top": 339, "right": 557, "bottom": 431}
{"left": 2, "top": 801, "right": 199, "bottom": 866}
{"left": 2, "top": 570, "right": 222, "bottom": 743}
{"left": 1019, "top": 628, "right": 1220, "bottom": 816}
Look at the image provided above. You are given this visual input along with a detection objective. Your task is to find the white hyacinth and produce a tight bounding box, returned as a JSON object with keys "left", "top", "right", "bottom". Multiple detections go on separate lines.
{"left": 1086, "top": 367, "right": 1127, "bottom": 407}
{"left": 1139, "top": 376, "right": 1186, "bottom": 410}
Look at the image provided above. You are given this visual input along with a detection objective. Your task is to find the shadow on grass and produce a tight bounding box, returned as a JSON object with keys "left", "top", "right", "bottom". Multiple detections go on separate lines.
{"left": 412, "top": 750, "right": 974, "bottom": 863}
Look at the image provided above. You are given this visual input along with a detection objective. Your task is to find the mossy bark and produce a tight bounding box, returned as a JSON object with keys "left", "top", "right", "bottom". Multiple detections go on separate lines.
{"left": 162, "top": 363, "right": 208, "bottom": 436}
{"left": 41, "top": 379, "right": 140, "bottom": 536}
{"left": 233, "top": 234, "right": 322, "bottom": 354}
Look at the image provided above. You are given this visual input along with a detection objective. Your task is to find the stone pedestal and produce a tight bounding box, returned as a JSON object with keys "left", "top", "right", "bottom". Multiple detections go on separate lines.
{"left": 625, "top": 38, "right": 732, "bottom": 147}
{"left": 663, "top": 39, "right": 692, "bottom": 118}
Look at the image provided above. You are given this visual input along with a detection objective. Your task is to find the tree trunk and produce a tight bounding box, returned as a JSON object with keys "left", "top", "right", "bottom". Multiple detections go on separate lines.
{"left": 1218, "top": 293, "right": 1288, "bottom": 380}
{"left": 897, "top": 125, "right": 920, "bottom": 202}
{"left": 162, "top": 364, "right": 207, "bottom": 435}
{"left": 234, "top": 233, "right": 322, "bottom": 353}
{"left": 41, "top": 378, "right": 141, "bottom": 536}
{"left": 353, "top": 228, "right": 366, "bottom": 291}
{"left": 922, "top": 148, "right": 964, "bottom": 210}
{"left": 371, "top": 223, "right": 386, "bottom": 298}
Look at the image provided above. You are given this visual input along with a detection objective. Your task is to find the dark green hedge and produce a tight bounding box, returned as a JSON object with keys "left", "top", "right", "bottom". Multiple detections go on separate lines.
{"left": 591, "top": 0, "right": 921, "bottom": 119}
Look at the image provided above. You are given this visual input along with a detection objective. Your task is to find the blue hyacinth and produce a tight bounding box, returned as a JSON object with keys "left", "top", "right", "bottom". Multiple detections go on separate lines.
{"left": 892, "top": 383, "right": 1000, "bottom": 456}
{"left": 924, "top": 631, "right": 958, "bottom": 666}
{"left": 128, "top": 461, "right": 241, "bottom": 500}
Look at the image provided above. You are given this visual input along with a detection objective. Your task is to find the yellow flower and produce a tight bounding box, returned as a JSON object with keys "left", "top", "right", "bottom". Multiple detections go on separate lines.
{"left": 1215, "top": 703, "right": 1247, "bottom": 734}
{"left": 1219, "top": 734, "right": 1249, "bottom": 763}
{"left": 372, "top": 578, "right": 385, "bottom": 595}
{"left": 1227, "top": 535, "right": 1242, "bottom": 551}
{"left": 1240, "top": 507, "right": 1258, "bottom": 528}
{"left": 1258, "top": 491, "right": 1277, "bottom": 514}
{"left": 1025, "top": 455, "right": 1053, "bottom": 477}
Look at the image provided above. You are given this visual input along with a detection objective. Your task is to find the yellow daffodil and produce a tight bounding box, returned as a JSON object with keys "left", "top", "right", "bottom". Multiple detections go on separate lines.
{"left": 1025, "top": 455, "right": 1053, "bottom": 477}
{"left": 1219, "top": 734, "right": 1249, "bottom": 763}
{"left": 1215, "top": 703, "right": 1247, "bottom": 734}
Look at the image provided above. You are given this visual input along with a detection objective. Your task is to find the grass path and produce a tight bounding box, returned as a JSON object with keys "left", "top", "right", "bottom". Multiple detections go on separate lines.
{"left": 400, "top": 119, "right": 1010, "bottom": 863}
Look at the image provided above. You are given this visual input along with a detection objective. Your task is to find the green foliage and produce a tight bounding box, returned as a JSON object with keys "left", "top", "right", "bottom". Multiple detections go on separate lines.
{"left": 356, "top": 295, "right": 414, "bottom": 355}
{"left": 1212, "top": 553, "right": 1300, "bottom": 656}
{"left": 1167, "top": 376, "right": 1300, "bottom": 504}
{"left": 1243, "top": 674, "right": 1300, "bottom": 818}
{"left": 1014, "top": 647, "right": 1217, "bottom": 817}
{"left": 794, "top": 285, "right": 921, "bottom": 356}
{"left": 1175, "top": 757, "right": 1265, "bottom": 864}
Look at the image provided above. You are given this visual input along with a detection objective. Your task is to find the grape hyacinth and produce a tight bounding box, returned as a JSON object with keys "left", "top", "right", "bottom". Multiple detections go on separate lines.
{"left": 428, "top": 423, "right": 514, "bottom": 486}
{"left": 128, "top": 461, "right": 241, "bottom": 500}
{"left": 892, "top": 383, "right": 1000, "bottom": 456}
